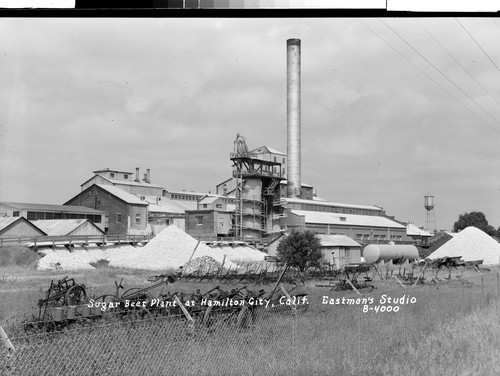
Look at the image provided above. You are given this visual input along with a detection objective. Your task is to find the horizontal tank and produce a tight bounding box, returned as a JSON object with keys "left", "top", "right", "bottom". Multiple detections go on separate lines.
{"left": 363, "top": 244, "right": 419, "bottom": 264}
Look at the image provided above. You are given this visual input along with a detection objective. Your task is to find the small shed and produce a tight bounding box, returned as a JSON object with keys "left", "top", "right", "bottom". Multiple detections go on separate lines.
{"left": 317, "top": 234, "right": 362, "bottom": 268}
{"left": 31, "top": 219, "right": 105, "bottom": 237}
{"left": 0, "top": 217, "right": 46, "bottom": 240}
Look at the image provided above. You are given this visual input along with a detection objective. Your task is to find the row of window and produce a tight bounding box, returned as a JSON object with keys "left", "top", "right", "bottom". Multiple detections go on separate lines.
{"left": 355, "top": 234, "right": 403, "bottom": 241}
{"left": 170, "top": 194, "right": 200, "bottom": 200}
{"left": 287, "top": 203, "right": 380, "bottom": 216}
{"left": 115, "top": 213, "right": 141, "bottom": 225}
{"left": 200, "top": 203, "right": 224, "bottom": 209}
{"left": 109, "top": 172, "right": 129, "bottom": 180}
{"left": 24, "top": 211, "right": 102, "bottom": 223}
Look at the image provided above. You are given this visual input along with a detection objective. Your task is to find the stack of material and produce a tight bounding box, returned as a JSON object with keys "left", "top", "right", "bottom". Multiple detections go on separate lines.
{"left": 210, "top": 244, "right": 267, "bottom": 263}
{"left": 182, "top": 256, "right": 224, "bottom": 274}
{"left": 428, "top": 226, "right": 500, "bottom": 266}
{"left": 38, "top": 246, "right": 105, "bottom": 271}
{"left": 36, "top": 226, "right": 236, "bottom": 271}
{"left": 106, "top": 225, "right": 236, "bottom": 271}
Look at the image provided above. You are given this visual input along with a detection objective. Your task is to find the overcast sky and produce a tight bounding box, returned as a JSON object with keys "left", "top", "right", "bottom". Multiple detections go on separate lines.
{"left": 1, "top": 17, "right": 500, "bottom": 231}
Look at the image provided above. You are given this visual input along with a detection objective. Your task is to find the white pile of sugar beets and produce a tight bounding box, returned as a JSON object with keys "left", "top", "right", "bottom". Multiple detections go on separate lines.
{"left": 428, "top": 226, "right": 500, "bottom": 266}
{"left": 37, "top": 225, "right": 266, "bottom": 271}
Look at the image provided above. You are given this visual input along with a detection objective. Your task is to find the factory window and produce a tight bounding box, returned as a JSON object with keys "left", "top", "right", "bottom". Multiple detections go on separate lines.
{"left": 135, "top": 214, "right": 141, "bottom": 224}
{"left": 124, "top": 174, "right": 129, "bottom": 180}
{"left": 116, "top": 213, "right": 122, "bottom": 223}
{"left": 340, "top": 217, "right": 346, "bottom": 221}
{"left": 203, "top": 204, "right": 208, "bottom": 208}
{"left": 274, "top": 156, "right": 277, "bottom": 162}
{"left": 54, "top": 212, "right": 62, "bottom": 219}
{"left": 216, "top": 204, "right": 222, "bottom": 209}
{"left": 27, "top": 211, "right": 36, "bottom": 220}
{"left": 45, "top": 212, "right": 54, "bottom": 220}
{"left": 195, "top": 215, "right": 203, "bottom": 225}
{"left": 12, "top": 211, "right": 20, "bottom": 217}
{"left": 110, "top": 173, "right": 115, "bottom": 178}
{"left": 282, "top": 158, "right": 285, "bottom": 164}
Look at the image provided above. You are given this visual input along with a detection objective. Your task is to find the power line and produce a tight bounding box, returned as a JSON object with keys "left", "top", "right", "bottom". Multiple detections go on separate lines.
{"left": 361, "top": 21, "right": 500, "bottom": 137}
{"left": 379, "top": 19, "right": 500, "bottom": 132}
{"left": 416, "top": 20, "right": 500, "bottom": 106}
{"left": 456, "top": 18, "right": 500, "bottom": 72}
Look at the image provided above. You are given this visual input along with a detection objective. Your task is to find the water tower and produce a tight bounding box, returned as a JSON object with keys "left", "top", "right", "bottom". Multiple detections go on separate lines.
{"left": 424, "top": 194, "right": 436, "bottom": 233}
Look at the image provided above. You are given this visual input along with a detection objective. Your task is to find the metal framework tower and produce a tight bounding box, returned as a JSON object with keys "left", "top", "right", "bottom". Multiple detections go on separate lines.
{"left": 230, "top": 134, "right": 284, "bottom": 242}
{"left": 424, "top": 194, "right": 436, "bottom": 233}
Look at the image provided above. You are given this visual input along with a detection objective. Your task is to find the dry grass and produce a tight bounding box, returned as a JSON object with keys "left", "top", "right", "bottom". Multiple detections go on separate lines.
{"left": 0, "top": 262, "right": 499, "bottom": 375}
{"left": 372, "top": 301, "right": 500, "bottom": 376}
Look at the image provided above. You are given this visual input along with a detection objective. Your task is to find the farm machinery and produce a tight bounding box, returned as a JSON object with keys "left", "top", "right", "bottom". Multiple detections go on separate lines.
{"left": 24, "top": 263, "right": 307, "bottom": 334}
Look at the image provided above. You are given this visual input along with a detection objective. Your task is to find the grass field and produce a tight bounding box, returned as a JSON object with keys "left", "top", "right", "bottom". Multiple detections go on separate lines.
{"left": 1, "top": 245, "right": 499, "bottom": 375}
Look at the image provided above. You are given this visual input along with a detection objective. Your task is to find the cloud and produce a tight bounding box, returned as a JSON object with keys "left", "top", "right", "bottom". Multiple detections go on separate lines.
{"left": 1, "top": 17, "right": 500, "bottom": 230}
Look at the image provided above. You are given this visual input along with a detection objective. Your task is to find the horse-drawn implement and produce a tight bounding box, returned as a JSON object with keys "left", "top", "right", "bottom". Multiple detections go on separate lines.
{"left": 24, "top": 262, "right": 307, "bottom": 334}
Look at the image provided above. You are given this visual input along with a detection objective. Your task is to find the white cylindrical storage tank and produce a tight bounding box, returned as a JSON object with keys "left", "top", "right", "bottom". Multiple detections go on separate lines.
{"left": 363, "top": 244, "right": 419, "bottom": 264}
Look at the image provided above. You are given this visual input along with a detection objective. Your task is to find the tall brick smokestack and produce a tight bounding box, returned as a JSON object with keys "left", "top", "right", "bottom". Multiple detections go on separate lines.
{"left": 287, "top": 38, "right": 301, "bottom": 198}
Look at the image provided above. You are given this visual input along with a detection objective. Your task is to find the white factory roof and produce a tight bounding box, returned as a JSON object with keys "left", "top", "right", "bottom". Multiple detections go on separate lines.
{"left": 93, "top": 168, "right": 134, "bottom": 174}
{"left": 250, "top": 146, "right": 286, "bottom": 156}
{"left": 284, "top": 198, "right": 383, "bottom": 211}
{"left": 141, "top": 196, "right": 187, "bottom": 214}
{"left": 95, "top": 184, "right": 148, "bottom": 205}
{"left": 0, "top": 217, "right": 21, "bottom": 232}
{"left": 0, "top": 217, "right": 47, "bottom": 235}
{"left": 291, "top": 210, "right": 406, "bottom": 229}
{"left": 406, "top": 223, "right": 432, "bottom": 237}
{"left": 32, "top": 219, "right": 104, "bottom": 236}
{"left": 82, "top": 174, "right": 164, "bottom": 189}
{"left": 1, "top": 202, "right": 105, "bottom": 214}
{"left": 279, "top": 181, "right": 314, "bottom": 188}
{"left": 317, "top": 234, "right": 361, "bottom": 247}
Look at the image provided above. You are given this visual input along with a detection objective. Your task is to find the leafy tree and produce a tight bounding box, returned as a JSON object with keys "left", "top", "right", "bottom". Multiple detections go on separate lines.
{"left": 276, "top": 229, "right": 323, "bottom": 272}
{"left": 453, "top": 211, "right": 496, "bottom": 236}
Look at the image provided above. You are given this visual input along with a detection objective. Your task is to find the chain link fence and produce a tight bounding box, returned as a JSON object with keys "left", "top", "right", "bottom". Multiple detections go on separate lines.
{"left": 1, "top": 271, "right": 499, "bottom": 376}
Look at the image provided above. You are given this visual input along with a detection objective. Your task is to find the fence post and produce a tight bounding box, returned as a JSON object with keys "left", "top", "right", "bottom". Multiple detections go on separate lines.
{"left": 403, "top": 297, "right": 407, "bottom": 345}
{"left": 436, "top": 286, "right": 439, "bottom": 323}
{"left": 293, "top": 304, "right": 297, "bottom": 376}
{"left": 497, "top": 271, "right": 500, "bottom": 301}
{"left": 462, "top": 282, "right": 465, "bottom": 315}
{"left": 481, "top": 275, "right": 484, "bottom": 307}
{"left": 0, "top": 326, "right": 14, "bottom": 352}
{"left": 358, "top": 303, "right": 362, "bottom": 372}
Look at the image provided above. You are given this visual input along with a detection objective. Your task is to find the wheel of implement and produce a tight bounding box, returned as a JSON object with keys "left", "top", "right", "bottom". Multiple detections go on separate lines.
{"left": 65, "top": 285, "right": 87, "bottom": 306}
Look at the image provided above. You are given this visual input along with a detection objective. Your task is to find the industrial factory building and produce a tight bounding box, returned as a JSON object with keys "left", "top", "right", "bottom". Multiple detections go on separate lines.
{"left": 0, "top": 202, "right": 105, "bottom": 228}
{"left": 4, "top": 39, "right": 427, "bottom": 250}
{"left": 65, "top": 184, "right": 149, "bottom": 235}
{"left": 210, "top": 38, "right": 419, "bottom": 252}
{"left": 0, "top": 217, "right": 47, "bottom": 240}
{"left": 32, "top": 219, "right": 105, "bottom": 237}
{"left": 81, "top": 167, "right": 163, "bottom": 196}
{"left": 266, "top": 233, "right": 362, "bottom": 268}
